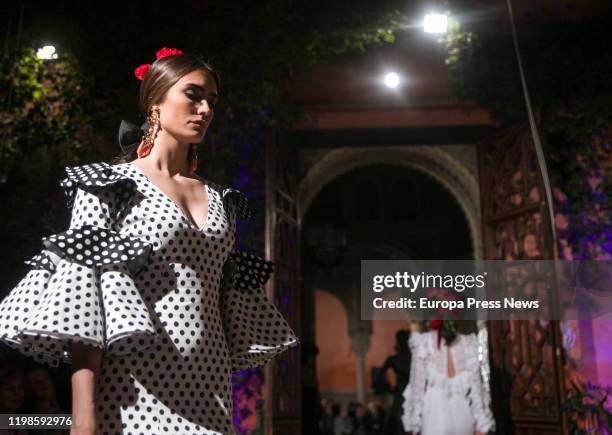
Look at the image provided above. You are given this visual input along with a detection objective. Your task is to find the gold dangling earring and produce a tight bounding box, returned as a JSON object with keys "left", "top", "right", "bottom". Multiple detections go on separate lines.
{"left": 137, "top": 107, "right": 160, "bottom": 158}
{"left": 188, "top": 143, "right": 198, "bottom": 175}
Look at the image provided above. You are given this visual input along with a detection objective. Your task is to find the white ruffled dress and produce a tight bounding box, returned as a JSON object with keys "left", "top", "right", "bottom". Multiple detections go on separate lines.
{"left": 401, "top": 330, "right": 495, "bottom": 435}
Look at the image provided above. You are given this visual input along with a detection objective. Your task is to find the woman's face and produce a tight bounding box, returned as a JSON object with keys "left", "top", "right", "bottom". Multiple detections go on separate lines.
{"left": 156, "top": 69, "right": 219, "bottom": 144}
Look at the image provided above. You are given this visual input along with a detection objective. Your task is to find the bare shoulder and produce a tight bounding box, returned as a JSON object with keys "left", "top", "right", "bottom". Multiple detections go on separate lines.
{"left": 189, "top": 173, "right": 207, "bottom": 184}
{"left": 186, "top": 174, "right": 208, "bottom": 185}
{"left": 187, "top": 173, "right": 224, "bottom": 193}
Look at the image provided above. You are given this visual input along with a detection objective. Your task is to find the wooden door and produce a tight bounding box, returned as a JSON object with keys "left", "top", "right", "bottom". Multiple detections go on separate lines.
{"left": 264, "top": 128, "right": 302, "bottom": 434}
{"left": 478, "top": 124, "right": 568, "bottom": 434}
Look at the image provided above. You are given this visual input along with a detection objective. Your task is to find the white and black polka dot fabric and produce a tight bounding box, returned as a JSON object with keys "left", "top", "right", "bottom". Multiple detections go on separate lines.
{"left": 0, "top": 161, "right": 298, "bottom": 434}
{"left": 42, "top": 226, "right": 153, "bottom": 275}
{"left": 219, "top": 250, "right": 297, "bottom": 370}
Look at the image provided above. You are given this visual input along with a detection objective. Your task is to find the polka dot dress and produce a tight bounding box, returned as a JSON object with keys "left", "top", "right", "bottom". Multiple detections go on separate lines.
{"left": 0, "top": 162, "right": 298, "bottom": 435}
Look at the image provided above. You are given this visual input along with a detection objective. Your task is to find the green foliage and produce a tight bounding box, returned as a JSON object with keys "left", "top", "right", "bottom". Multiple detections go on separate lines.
{"left": 304, "top": 11, "right": 399, "bottom": 59}
{"left": 0, "top": 48, "right": 94, "bottom": 180}
{"left": 0, "top": 48, "right": 94, "bottom": 287}
{"left": 445, "top": 20, "right": 524, "bottom": 122}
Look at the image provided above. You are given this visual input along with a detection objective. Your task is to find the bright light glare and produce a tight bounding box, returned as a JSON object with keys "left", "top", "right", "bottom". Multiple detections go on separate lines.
{"left": 36, "top": 45, "right": 58, "bottom": 60}
{"left": 424, "top": 14, "right": 448, "bottom": 34}
{"left": 384, "top": 72, "right": 400, "bottom": 88}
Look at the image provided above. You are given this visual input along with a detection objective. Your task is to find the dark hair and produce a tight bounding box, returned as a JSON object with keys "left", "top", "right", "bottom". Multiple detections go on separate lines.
{"left": 439, "top": 322, "right": 458, "bottom": 346}
{"left": 426, "top": 320, "right": 478, "bottom": 346}
{"left": 113, "top": 52, "right": 220, "bottom": 164}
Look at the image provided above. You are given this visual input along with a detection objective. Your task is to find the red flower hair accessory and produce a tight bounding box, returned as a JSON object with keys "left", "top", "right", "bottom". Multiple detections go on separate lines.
{"left": 426, "top": 287, "right": 461, "bottom": 348}
{"left": 429, "top": 319, "right": 442, "bottom": 330}
{"left": 134, "top": 64, "right": 150, "bottom": 80}
{"left": 156, "top": 47, "right": 183, "bottom": 59}
{"left": 133, "top": 47, "right": 184, "bottom": 81}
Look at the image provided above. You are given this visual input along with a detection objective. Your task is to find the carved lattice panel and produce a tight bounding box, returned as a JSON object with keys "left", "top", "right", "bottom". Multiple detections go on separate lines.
{"left": 488, "top": 126, "right": 543, "bottom": 220}
{"left": 493, "top": 213, "right": 546, "bottom": 260}
{"left": 479, "top": 124, "right": 567, "bottom": 434}
{"left": 265, "top": 129, "right": 301, "bottom": 434}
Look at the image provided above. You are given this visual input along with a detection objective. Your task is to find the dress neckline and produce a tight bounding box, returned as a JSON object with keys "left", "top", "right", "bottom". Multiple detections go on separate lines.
{"left": 124, "top": 162, "right": 211, "bottom": 232}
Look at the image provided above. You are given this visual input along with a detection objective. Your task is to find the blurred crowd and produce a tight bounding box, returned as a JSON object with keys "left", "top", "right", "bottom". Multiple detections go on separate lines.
{"left": 318, "top": 398, "right": 389, "bottom": 435}
{"left": 0, "top": 350, "right": 68, "bottom": 435}
{"left": 305, "top": 329, "right": 413, "bottom": 435}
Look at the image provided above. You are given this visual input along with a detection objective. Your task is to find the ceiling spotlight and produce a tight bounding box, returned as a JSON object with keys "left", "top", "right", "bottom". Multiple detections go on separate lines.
{"left": 36, "top": 45, "right": 58, "bottom": 60}
{"left": 384, "top": 72, "right": 400, "bottom": 88}
{"left": 423, "top": 13, "right": 448, "bottom": 34}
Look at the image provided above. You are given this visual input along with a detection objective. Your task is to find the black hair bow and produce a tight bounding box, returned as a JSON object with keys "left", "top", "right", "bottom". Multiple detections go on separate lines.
{"left": 118, "top": 120, "right": 149, "bottom": 160}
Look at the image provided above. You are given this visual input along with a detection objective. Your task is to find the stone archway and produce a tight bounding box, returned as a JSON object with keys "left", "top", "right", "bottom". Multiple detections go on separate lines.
{"left": 298, "top": 145, "right": 482, "bottom": 259}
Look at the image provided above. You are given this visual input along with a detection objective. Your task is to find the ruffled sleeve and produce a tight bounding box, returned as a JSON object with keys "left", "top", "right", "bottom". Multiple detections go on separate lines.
{"left": 219, "top": 249, "right": 299, "bottom": 371}
{"left": 401, "top": 331, "right": 431, "bottom": 433}
{"left": 0, "top": 162, "right": 157, "bottom": 367}
{"left": 464, "top": 334, "right": 496, "bottom": 433}
{"left": 213, "top": 185, "right": 298, "bottom": 371}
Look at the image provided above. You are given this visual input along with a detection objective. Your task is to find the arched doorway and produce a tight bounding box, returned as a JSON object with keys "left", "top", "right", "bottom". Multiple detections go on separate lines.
{"left": 301, "top": 163, "right": 477, "bottom": 419}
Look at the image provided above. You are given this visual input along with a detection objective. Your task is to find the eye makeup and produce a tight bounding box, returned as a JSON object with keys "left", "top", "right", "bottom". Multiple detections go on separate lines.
{"left": 183, "top": 83, "right": 219, "bottom": 108}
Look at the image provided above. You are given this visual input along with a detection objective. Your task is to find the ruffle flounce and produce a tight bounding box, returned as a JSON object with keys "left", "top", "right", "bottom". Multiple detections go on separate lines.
{"left": 59, "top": 162, "right": 140, "bottom": 211}
{"left": 41, "top": 224, "right": 151, "bottom": 276}
{"left": 0, "top": 163, "right": 158, "bottom": 366}
{"left": 0, "top": 250, "right": 158, "bottom": 367}
{"left": 220, "top": 250, "right": 299, "bottom": 371}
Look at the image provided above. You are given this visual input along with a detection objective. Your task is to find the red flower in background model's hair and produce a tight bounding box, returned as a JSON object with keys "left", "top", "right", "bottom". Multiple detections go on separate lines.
{"left": 134, "top": 47, "right": 184, "bottom": 81}
{"left": 429, "top": 319, "right": 442, "bottom": 330}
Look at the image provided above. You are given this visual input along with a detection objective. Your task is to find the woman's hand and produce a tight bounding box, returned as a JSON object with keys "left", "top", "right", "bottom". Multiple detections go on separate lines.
{"left": 475, "top": 431, "right": 486, "bottom": 435}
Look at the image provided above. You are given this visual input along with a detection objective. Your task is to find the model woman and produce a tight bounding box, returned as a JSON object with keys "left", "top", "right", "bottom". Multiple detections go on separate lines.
{"left": 401, "top": 320, "right": 495, "bottom": 435}
{"left": 0, "top": 48, "right": 298, "bottom": 435}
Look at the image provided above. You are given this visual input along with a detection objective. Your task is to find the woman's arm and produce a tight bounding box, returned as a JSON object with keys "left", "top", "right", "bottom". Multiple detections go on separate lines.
{"left": 401, "top": 331, "right": 428, "bottom": 434}
{"left": 70, "top": 342, "right": 102, "bottom": 435}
